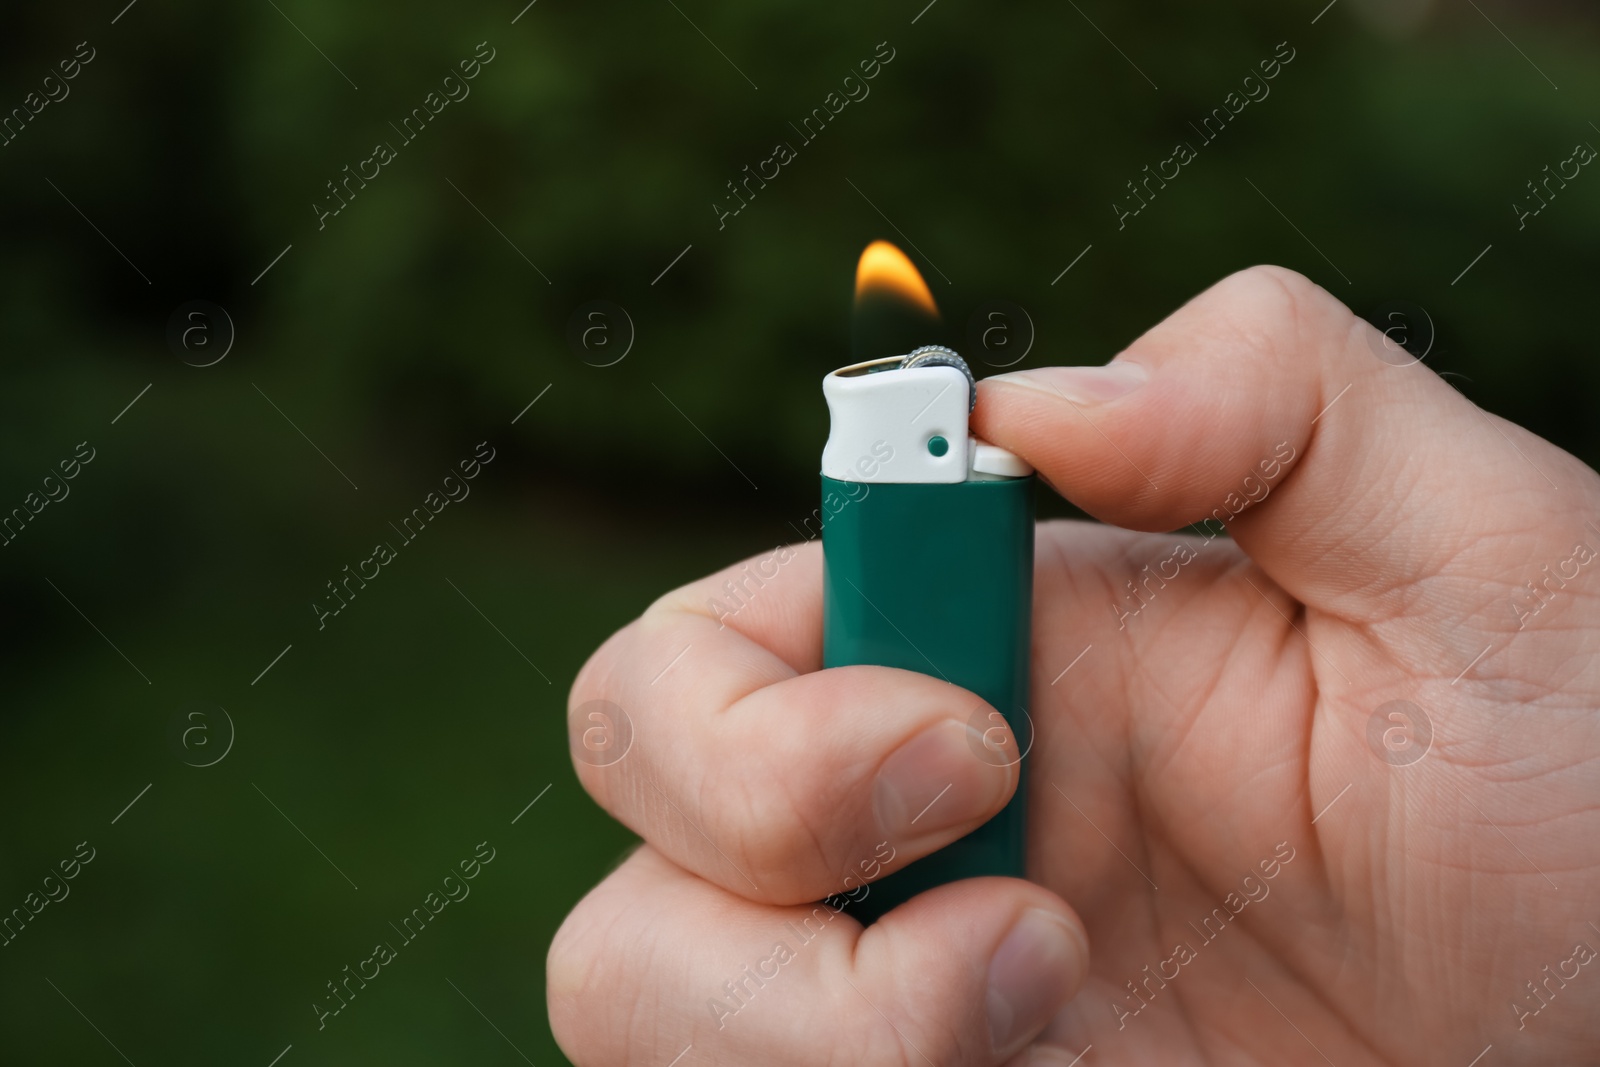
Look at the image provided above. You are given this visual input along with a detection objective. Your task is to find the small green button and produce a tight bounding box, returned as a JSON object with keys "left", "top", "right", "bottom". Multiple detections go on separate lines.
{"left": 927, "top": 435, "right": 949, "bottom": 457}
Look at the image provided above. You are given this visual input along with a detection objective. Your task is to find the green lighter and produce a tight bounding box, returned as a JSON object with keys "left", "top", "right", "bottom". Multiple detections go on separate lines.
{"left": 821, "top": 249, "right": 1036, "bottom": 924}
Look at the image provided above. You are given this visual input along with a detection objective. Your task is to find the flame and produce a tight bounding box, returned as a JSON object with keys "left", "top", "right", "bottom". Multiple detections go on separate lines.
{"left": 854, "top": 240, "right": 938, "bottom": 317}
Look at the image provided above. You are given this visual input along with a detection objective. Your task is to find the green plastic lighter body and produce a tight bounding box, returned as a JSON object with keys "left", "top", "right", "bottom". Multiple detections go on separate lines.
{"left": 821, "top": 473, "right": 1035, "bottom": 922}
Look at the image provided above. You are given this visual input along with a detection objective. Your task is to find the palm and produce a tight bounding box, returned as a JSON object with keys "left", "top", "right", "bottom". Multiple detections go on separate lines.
{"left": 1025, "top": 519, "right": 1600, "bottom": 1065}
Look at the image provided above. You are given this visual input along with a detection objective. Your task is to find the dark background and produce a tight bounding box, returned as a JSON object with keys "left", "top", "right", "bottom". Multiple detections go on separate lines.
{"left": 1, "top": 0, "right": 1596, "bottom": 1063}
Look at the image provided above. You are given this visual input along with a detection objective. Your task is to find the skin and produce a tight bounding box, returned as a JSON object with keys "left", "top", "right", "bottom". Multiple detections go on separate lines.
{"left": 548, "top": 266, "right": 1600, "bottom": 1065}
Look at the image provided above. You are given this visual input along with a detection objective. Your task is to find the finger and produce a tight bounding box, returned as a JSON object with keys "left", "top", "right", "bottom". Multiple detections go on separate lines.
{"left": 974, "top": 264, "right": 1600, "bottom": 626}
{"left": 548, "top": 846, "right": 1089, "bottom": 1067}
{"left": 569, "top": 542, "right": 1018, "bottom": 906}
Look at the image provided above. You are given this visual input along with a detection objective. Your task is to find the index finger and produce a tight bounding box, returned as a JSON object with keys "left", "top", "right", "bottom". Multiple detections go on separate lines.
{"left": 567, "top": 540, "right": 1019, "bottom": 906}
{"left": 975, "top": 265, "right": 1600, "bottom": 628}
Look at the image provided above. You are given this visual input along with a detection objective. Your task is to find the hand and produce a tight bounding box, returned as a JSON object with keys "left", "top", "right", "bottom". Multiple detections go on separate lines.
{"left": 547, "top": 266, "right": 1600, "bottom": 1066}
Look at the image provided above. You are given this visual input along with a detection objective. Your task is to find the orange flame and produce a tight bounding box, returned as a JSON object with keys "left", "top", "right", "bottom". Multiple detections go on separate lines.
{"left": 854, "top": 240, "right": 938, "bottom": 316}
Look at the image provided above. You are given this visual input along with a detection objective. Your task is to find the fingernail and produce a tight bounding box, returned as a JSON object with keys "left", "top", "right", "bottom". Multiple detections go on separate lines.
{"left": 991, "top": 363, "right": 1147, "bottom": 406}
{"left": 873, "top": 721, "right": 1010, "bottom": 844}
{"left": 986, "top": 909, "right": 1086, "bottom": 1055}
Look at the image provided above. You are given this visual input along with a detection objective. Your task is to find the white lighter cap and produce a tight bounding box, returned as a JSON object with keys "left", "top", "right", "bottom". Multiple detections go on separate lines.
{"left": 821, "top": 356, "right": 1032, "bottom": 484}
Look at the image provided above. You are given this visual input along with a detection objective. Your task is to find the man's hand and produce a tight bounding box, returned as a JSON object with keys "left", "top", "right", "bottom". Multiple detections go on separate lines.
{"left": 548, "top": 266, "right": 1600, "bottom": 1066}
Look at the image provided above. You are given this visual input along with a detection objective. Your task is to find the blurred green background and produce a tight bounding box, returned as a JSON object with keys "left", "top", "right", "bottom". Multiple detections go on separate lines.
{"left": 1, "top": 0, "right": 1596, "bottom": 1062}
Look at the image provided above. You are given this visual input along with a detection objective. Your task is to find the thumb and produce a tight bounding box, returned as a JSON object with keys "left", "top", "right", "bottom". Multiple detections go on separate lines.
{"left": 973, "top": 265, "right": 1600, "bottom": 623}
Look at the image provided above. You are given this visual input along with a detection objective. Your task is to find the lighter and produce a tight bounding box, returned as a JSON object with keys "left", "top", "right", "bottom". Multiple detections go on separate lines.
{"left": 821, "top": 243, "right": 1036, "bottom": 923}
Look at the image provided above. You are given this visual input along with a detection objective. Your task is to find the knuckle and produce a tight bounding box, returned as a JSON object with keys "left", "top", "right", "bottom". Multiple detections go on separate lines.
{"left": 1238, "top": 263, "right": 1352, "bottom": 333}
{"left": 1225, "top": 263, "right": 1321, "bottom": 319}
{"left": 546, "top": 908, "right": 602, "bottom": 1060}
{"left": 567, "top": 622, "right": 632, "bottom": 719}
{"left": 547, "top": 881, "right": 644, "bottom": 1064}
{"left": 1230, "top": 262, "right": 1319, "bottom": 306}
{"left": 1236, "top": 261, "right": 1315, "bottom": 292}
{"left": 1208, "top": 264, "right": 1350, "bottom": 369}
